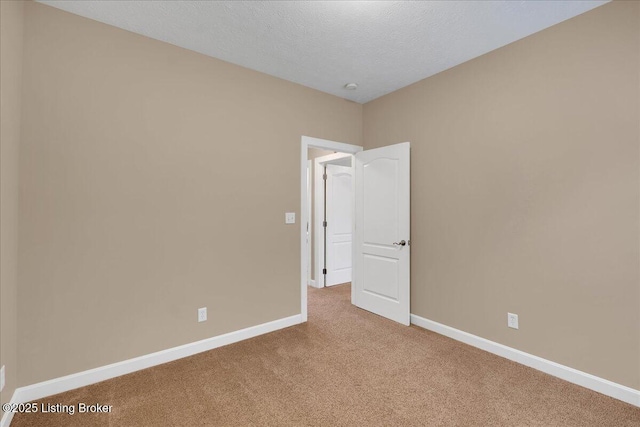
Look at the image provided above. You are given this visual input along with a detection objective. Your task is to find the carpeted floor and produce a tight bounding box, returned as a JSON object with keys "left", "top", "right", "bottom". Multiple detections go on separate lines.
{"left": 11, "top": 283, "right": 640, "bottom": 426}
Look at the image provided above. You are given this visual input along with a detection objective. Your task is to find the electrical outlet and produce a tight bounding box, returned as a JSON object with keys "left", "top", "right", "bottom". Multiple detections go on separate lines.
{"left": 507, "top": 312, "right": 519, "bottom": 329}
{"left": 0, "top": 365, "right": 5, "bottom": 392}
{"left": 198, "top": 307, "right": 207, "bottom": 323}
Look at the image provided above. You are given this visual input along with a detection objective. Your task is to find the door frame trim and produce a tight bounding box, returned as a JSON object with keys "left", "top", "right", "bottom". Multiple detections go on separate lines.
{"left": 300, "top": 136, "right": 363, "bottom": 322}
{"left": 306, "top": 159, "right": 312, "bottom": 287}
{"left": 314, "top": 153, "right": 353, "bottom": 289}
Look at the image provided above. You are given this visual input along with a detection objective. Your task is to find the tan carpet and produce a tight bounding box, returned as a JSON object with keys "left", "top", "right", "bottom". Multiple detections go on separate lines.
{"left": 11, "top": 283, "right": 640, "bottom": 426}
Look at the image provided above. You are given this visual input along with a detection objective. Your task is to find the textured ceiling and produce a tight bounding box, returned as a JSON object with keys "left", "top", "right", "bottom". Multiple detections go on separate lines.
{"left": 37, "top": 1, "right": 608, "bottom": 103}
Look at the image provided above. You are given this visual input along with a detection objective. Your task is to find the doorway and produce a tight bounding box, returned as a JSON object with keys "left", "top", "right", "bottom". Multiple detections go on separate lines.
{"left": 300, "top": 137, "right": 362, "bottom": 322}
{"left": 300, "top": 136, "right": 411, "bottom": 325}
{"left": 313, "top": 153, "right": 353, "bottom": 288}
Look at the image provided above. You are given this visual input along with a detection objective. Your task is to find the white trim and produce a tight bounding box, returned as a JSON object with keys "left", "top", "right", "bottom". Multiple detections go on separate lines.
{"left": 306, "top": 159, "right": 312, "bottom": 287}
{"left": 314, "top": 153, "right": 352, "bottom": 289}
{"left": 7, "top": 314, "right": 302, "bottom": 406}
{"left": 0, "top": 393, "right": 17, "bottom": 427}
{"left": 308, "top": 279, "right": 317, "bottom": 288}
{"left": 410, "top": 314, "right": 640, "bottom": 407}
{"left": 314, "top": 152, "right": 353, "bottom": 165}
{"left": 300, "top": 136, "right": 363, "bottom": 322}
{"left": 314, "top": 157, "right": 324, "bottom": 288}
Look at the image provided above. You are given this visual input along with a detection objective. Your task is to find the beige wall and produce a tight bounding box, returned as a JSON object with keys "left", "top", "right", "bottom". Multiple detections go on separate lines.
{"left": 6, "top": 0, "right": 639, "bottom": 395}
{"left": 0, "top": 0, "right": 24, "bottom": 408}
{"left": 363, "top": 1, "right": 640, "bottom": 389}
{"left": 17, "top": 2, "right": 362, "bottom": 386}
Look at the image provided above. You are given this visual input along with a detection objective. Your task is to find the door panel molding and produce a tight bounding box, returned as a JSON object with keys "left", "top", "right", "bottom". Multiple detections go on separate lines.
{"left": 325, "top": 164, "right": 353, "bottom": 286}
{"left": 354, "top": 142, "right": 410, "bottom": 325}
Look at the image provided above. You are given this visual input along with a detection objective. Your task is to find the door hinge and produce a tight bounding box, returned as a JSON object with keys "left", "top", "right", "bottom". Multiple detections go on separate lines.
{"left": 323, "top": 174, "right": 327, "bottom": 180}
{"left": 322, "top": 268, "right": 327, "bottom": 275}
{"left": 323, "top": 221, "right": 327, "bottom": 227}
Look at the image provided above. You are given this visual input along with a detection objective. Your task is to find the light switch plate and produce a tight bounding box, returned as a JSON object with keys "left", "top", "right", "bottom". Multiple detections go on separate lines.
{"left": 285, "top": 212, "right": 296, "bottom": 224}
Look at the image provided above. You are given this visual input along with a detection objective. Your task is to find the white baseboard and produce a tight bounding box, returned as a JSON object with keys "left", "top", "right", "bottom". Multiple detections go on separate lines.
{"left": 410, "top": 314, "right": 640, "bottom": 407}
{"left": 7, "top": 314, "right": 303, "bottom": 409}
{"left": 0, "top": 393, "right": 17, "bottom": 427}
{"left": 308, "top": 279, "right": 323, "bottom": 289}
{"left": 4, "top": 312, "right": 635, "bottom": 426}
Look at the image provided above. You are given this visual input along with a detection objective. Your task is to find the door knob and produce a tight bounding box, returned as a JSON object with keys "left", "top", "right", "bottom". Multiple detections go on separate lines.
{"left": 393, "top": 240, "right": 406, "bottom": 246}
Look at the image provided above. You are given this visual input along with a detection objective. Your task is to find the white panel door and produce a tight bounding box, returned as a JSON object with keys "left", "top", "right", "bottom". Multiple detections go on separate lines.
{"left": 354, "top": 142, "right": 410, "bottom": 325}
{"left": 325, "top": 164, "right": 353, "bottom": 286}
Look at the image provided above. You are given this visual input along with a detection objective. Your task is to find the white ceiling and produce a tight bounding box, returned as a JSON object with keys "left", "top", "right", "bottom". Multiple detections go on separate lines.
{"left": 38, "top": 1, "right": 608, "bottom": 104}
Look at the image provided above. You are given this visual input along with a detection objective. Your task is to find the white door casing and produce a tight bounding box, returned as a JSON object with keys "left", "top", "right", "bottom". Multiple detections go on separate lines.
{"left": 353, "top": 142, "right": 410, "bottom": 325}
{"left": 325, "top": 164, "right": 353, "bottom": 286}
{"left": 306, "top": 160, "right": 313, "bottom": 286}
